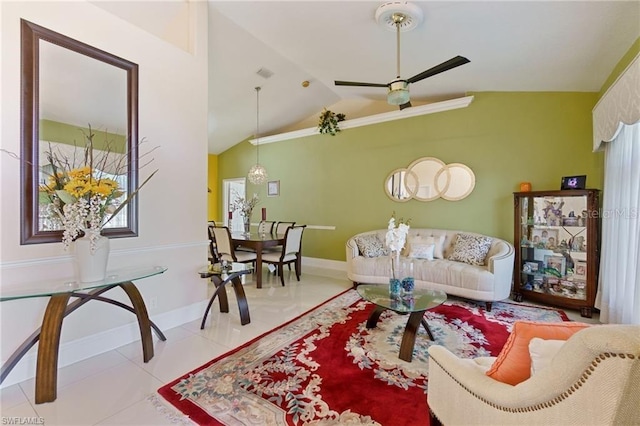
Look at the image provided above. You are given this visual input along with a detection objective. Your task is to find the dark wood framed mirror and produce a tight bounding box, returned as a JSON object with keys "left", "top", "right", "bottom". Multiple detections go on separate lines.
{"left": 21, "top": 19, "right": 139, "bottom": 244}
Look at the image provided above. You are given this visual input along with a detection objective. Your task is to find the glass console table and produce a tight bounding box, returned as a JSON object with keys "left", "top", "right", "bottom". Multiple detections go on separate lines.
{"left": 356, "top": 284, "right": 447, "bottom": 362}
{"left": 0, "top": 265, "right": 167, "bottom": 403}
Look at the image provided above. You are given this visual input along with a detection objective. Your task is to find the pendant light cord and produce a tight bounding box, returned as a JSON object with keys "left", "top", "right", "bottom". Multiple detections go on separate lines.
{"left": 255, "top": 86, "right": 261, "bottom": 164}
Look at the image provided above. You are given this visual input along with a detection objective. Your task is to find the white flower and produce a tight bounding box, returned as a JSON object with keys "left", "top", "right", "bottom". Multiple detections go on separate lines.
{"left": 230, "top": 193, "right": 259, "bottom": 217}
{"left": 385, "top": 214, "right": 410, "bottom": 253}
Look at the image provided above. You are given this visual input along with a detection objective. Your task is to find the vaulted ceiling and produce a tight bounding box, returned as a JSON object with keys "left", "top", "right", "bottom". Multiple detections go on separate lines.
{"left": 207, "top": 1, "right": 640, "bottom": 154}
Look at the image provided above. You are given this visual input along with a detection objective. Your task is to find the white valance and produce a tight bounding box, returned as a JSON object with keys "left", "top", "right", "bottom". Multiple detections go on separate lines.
{"left": 592, "top": 54, "right": 640, "bottom": 151}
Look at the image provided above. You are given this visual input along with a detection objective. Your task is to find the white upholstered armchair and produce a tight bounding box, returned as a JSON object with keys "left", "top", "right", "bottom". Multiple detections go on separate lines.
{"left": 427, "top": 325, "right": 640, "bottom": 425}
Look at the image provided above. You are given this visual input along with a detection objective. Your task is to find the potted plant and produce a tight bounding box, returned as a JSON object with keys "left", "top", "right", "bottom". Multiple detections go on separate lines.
{"left": 317, "top": 108, "right": 346, "bottom": 136}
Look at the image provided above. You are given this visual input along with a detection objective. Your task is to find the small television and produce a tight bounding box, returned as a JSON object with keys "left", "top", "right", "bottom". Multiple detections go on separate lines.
{"left": 560, "top": 175, "right": 586, "bottom": 190}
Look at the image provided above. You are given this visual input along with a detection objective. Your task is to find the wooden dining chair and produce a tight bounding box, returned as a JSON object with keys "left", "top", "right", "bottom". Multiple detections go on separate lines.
{"left": 262, "top": 225, "right": 306, "bottom": 286}
{"left": 274, "top": 221, "right": 295, "bottom": 235}
{"left": 258, "top": 220, "right": 276, "bottom": 235}
{"left": 207, "top": 224, "right": 220, "bottom": 264}
{"left": 211, "top": 226, "right": 257, "bottom": 268}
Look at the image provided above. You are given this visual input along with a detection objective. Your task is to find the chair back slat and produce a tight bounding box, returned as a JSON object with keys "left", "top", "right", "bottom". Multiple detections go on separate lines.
{"left": 258, "top": 220, "right": 276, "bottom": 234}
{"left": 208, "top": 225, "right": 219, "bottom": 263}
{"left": 275, "top": 221, "right": 296, "bottom": 235}
{"left": 284, "top": 225, "right": 306, "bottom": 256}
{"left": 212, "top": 226, "right": 234, "bottom": 261}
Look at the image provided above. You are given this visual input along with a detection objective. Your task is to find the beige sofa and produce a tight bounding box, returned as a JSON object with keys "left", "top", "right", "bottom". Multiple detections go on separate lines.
{"left": 345, "top": 228, "right": 515, "bottom": 310}
{"left": 427, "top": 325, "right": 640, "bottom": 425}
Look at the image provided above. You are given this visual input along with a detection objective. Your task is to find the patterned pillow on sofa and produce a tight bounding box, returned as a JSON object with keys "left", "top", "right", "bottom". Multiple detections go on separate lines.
{"left": 447, "top": 233, "right": 493, "bottom": 266}
{"left": 354, "top": 234, "right": 388, "bottom": 258}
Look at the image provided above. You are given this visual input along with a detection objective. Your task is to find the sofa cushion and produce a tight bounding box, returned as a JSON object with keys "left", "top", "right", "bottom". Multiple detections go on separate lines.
{"left": 408, "top": 235, "right": 445, "bottom": 259}
{"left": 408, "top": 243, "right": 435, "bottom": 260}
{"left": 354, "top": 234, "right": 388, "bottom": 258}
{"left": 528, "top": 337, "right": 565, "bottom": 376}
{"left": 448, "top": 233, "right": 493, "bottom": 265}
{"left": 485, "top": 320, "right": 591, "bottom": 385}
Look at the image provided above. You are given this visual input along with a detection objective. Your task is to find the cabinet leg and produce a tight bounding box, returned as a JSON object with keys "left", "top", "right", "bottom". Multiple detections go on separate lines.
{"left": 580, "top": 307, "right": 593, "bottom": 318}
{"left": 513, "top": 293, "right": 524, "bottom": 303}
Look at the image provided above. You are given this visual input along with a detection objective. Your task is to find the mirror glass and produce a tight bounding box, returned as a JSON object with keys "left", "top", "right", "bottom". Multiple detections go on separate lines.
{"left": 21, "top": 19, "right": 139, "bottom": 244}
{"left": 435, "top": 164, "right": 476, "bottom": 201}
{"left": 384, "top": 168, "right": 418, "bottom": 202}
{"left": 407, "top": 157, "right": 446, "bottom": 202}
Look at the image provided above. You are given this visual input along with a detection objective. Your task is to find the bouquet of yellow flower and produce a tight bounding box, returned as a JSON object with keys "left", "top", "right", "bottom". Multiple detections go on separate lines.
{"left": 40, "top": 127, "right": 156, "bottom": 251}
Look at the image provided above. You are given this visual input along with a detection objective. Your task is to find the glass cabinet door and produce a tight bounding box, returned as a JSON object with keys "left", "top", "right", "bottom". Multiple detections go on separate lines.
{"left": 514, "top": 189, "right": 599, "bottom": 317}
{"left": 519, "top": 195, "right": 588, "bottom": 300}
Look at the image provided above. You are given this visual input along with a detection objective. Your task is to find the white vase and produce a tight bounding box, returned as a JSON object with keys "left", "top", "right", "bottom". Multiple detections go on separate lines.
{"left": 73, "top": 231, "right": 110, "bottom": 282}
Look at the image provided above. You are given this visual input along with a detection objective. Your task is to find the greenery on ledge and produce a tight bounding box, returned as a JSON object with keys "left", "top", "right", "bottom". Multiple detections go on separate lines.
{"left": 318, "top": 108, "right": 346, "bottom": 136}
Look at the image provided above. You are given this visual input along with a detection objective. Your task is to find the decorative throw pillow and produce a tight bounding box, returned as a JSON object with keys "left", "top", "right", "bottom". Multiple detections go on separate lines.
{"left": 528, "top": 338, "right": 565, "bottom": 376}
{"left": 447, "top": 233, "right": 493, "bottom": 265}
{"left": 485, "top": 321, "right": 590, "bottom": 385}
{"left": 423, "top": 235, "right": 446, "bottom": 259}
{"left": 408, "top": 243, "right": 435, "bottom": 260}
{"left": 354, "top": 234, "right": 387, "bottom": 258}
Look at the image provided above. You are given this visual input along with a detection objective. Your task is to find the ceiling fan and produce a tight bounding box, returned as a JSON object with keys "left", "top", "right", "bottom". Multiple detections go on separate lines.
{"left": 334, "top": 2, "right": 470, "bottom": 110}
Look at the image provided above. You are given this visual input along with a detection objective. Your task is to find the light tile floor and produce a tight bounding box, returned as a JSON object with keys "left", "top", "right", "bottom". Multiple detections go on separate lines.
{"left": 0, "top": 266, "right": 600, "bottom": 425}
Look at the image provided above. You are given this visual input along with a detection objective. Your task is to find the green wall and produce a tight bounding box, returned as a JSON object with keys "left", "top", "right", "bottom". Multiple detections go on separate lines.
{"left": 40, "top": 120, "right": 126, "bottom": 153}
{"left": 218, "top": 92, "right": 602, "bottom": 261}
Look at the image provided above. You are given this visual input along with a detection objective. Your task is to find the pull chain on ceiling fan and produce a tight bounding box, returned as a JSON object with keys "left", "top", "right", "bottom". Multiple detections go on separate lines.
{"left": 334, "top": 1, "right": 470, "bottom": 110}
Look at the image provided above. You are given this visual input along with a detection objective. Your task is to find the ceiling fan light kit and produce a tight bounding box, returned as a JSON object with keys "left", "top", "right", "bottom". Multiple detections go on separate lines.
{"left": 334, "top": 1, "right": 469, "bottom": 110}
{"left": 387, "top": 80, "right": 410, "bottom": 105}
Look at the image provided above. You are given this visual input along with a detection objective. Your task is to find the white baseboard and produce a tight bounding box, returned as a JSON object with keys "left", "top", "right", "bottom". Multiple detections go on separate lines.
{"left": 0, "top": 299, "right": 207, "bottom": 389}
{"left": 301, "top": 256, "right": 346, "bottom": 271}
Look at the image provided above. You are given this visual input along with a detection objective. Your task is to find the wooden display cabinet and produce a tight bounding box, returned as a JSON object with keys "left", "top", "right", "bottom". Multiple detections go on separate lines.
{"left": 513, "top": 189, "right": 600, "bottom": 317}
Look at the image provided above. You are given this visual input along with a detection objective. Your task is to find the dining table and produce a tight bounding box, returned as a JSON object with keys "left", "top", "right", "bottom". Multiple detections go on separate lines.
{"left": 231, "top": 232, "right": 285, "bottom": 288}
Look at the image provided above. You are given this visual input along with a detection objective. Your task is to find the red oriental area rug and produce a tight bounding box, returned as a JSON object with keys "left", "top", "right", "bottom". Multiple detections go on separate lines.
{"left": 158, "top": 290, "right": 568, "bottom": 425}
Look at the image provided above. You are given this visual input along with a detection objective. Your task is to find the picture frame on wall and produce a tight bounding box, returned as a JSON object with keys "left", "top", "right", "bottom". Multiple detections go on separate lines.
{"left": 267, "top": 180, "right": 280, "bottom": 197}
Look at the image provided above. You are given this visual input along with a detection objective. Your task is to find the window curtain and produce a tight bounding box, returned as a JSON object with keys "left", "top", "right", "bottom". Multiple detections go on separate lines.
{"left": 592, "top": 53, "right": 640, "bottom": 324}
{"left": 595, "top": 122, "right": 640, "bottom": 324}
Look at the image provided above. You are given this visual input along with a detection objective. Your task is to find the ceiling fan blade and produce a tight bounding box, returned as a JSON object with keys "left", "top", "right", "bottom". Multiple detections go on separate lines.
{"left": 334, "top": 80, "right": 389, "bottom": 88}
{"left": 406, "top": 56, "right": 470, "bottom": 84}
{"left": 399, "top": 101, "right": 412, "bottom": 110}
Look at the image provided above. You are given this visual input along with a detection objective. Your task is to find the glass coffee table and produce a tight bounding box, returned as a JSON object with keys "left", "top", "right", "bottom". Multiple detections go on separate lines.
{"left": 198, "top": 262, "right": 253, "bottom": 328}
{"left": 356, "top": 284, "right": 447, "bottom": 362}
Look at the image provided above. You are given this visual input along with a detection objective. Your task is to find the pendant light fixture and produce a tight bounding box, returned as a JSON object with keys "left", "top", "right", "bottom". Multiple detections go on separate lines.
{"left": 247, "top": 86, "right": 268, "bottom": 185}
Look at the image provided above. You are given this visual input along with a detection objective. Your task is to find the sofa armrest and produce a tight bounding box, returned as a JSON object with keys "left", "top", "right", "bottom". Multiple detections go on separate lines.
{"left": 485, "top": 240, "right": 514, "bottom": 299}
{"left": 345, "top": 237, "right": 360, "bottom": 263}
{"left": 428, "top": 326, "right": 640, "bottom": 425}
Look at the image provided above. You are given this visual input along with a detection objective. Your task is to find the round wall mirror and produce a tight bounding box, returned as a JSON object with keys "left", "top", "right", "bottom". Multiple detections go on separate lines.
{"left": 385, "top": 157, "right": 476, "bottom": 202}
{"left": 435, "top": 163, "right": 476, "bottom": 201}
{"left": 406, "top": 157, "right": 446, "bottom": 202}
{"left": 384, "top": 168, "right": 418, "bottom": 202}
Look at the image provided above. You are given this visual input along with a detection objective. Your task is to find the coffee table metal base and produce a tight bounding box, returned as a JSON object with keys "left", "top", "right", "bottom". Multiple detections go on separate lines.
{"left": 365, "top": 305, "right": 435, "bottom": 362}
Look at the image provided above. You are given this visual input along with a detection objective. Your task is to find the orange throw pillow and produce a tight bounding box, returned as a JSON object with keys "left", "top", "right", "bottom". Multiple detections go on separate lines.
{"left": 486, "top": 320, "right": 591, "bottom": 385}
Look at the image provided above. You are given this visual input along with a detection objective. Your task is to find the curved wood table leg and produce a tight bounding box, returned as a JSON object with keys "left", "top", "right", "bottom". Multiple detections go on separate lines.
{"left": 211, "top": 276, "right": 229, "bottom": 313}
{"left": 35, "top": 293, "right": 71, "bottom": 404}
{"left": 119, "top": 283, "right": 153, "bottom": 363}
{"left": 200, "top": 284, "right": 227, "bottom": 329}
{"left": 399, "top": 310, "right": 427, "bottom": 362}
{"left": 230, "top": 276, "right": 250, "bottom": 325}
{"left": 421, "top": 318, "right": 435, "bottom": 341}
{"left": 366, "top": 306, "right": 386, "bottom": 329}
